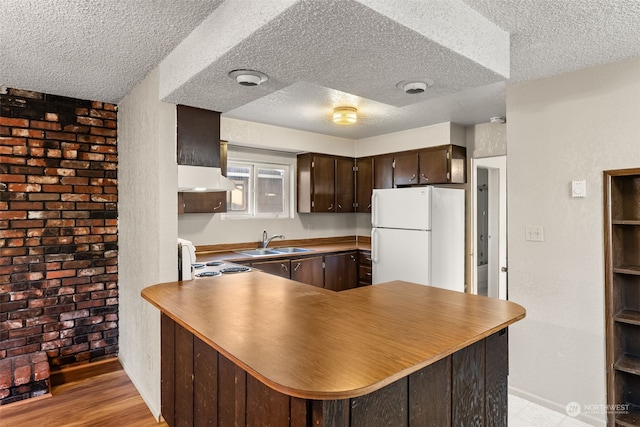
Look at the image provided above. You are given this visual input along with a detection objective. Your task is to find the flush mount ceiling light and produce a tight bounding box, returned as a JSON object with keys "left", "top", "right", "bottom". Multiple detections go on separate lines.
{"left": 332, "top": 107, "right": 357, "bottom": 125}
{"left": 396, "top": 79, "right": 435, "bottom": 94}
{"left": 490, "top": 116, "right": 506, "bottom": 123}
{"left": 228, "top": 69, "right": 268, "bottom": 86}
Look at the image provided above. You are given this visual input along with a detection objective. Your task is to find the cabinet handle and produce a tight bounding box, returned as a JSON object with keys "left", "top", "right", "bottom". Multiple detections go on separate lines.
{"left": 409, "top": 174, "right": 416, "bottom": 182}
{"left": 281, "top": 263, "right": 288, "bottom": 272}
{"left": 294, "top": 262, "right": 301, "bottom": 272}
{"left": 367, "top": 203, "right": 371, "bottom": 210}
{"left": 421, "top": 173, "right": 428, "bottom": 181}
{"left": 351, "top": 255, "right": 356, "bottom": 261}
{"left": 213, "top": 201, "right": 222, "bottom": 210}
{"left": 328, "top": 204, "right": 334, "bottom": 211}
{"left": 366, "top": 272, "right": 372, "bottom": 276}
{"left": 338, "top": 204, "right": 343, "bottom": 210}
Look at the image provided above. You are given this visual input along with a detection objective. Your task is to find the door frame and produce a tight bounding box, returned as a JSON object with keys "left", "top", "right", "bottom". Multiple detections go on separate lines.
{"left": 471, "top": 156, "right": 507, "bottom": 299}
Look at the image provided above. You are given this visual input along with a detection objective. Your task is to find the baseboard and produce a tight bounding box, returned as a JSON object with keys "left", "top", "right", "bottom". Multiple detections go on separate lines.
{"left": 509, "top": 385, "right": 606, "bottom": 426}
{"left": 50, "top": 357, "right": 120, "bottom": 387}
{"left": 0, "top": 392, "right": 52, "bottom": 408}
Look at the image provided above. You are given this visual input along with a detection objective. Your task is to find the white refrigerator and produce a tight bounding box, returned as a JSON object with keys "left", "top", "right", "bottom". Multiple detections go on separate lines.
{"left": 371, "top": 186, "right": 465, "bottom": 292}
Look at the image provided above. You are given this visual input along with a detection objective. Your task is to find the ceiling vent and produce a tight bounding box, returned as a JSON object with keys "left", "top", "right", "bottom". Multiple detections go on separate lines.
{"left": 397, "top": 79, "right": 434, "bottom": 94}
{"left": 228, "top": 69, "right": 268, "bottom": 86}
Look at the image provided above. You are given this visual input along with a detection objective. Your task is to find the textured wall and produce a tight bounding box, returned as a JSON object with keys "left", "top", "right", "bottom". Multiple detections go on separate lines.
{"left": 117, "top": 68, "right": 177, "bottom": 419}
{"left": 506, "top": 57, "right": 640, "bottom": 425}
{"left": 0, "top": 88, "right": 118, "bottom": 404}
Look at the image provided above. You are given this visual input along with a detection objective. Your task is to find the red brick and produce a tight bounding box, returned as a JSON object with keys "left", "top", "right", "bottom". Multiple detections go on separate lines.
{"left": 44, "top": 202, "right": 75, "bottom": 210}
{"left": 62, "top": 125, "right": 90, "bottom": 134}
{"left": 27, "top": 211, "right": 60, "bottom": 219}
{"left": 11, "top": 220, "right": 44, "bottom": 228}
{"left": 90, "top": 109, "right": 116, "bottom": 120}
{"left": 78, "top": 152, "right": 104, "bottom": 162}
{"left": 41, "top": 338, "right": 72, "bottom": 351}
{"left": 30, "top": 120, "right": 61, "bottom": 130}
{"left": 44, "top": 167, "right": 75, "bottom": 176}
{"left": 12, "top": 145, "right": 28, "bottom": 156}
{"left": 8, "top": 183, "right": 41, "bottom": 192}
{"left": 46, "top": 149, "right": 62, "bottom": 158}
{"left": 0, "top": 210, "right": 26, "bottom": 220}
{"left": 30, "top": 147, "right": 46, "bottom": 157}
{"left": 44, "top": 131, "right": 76, "bottom": 141}
{"left": 104, "top": 120, "right": 116, "bottom": 129}
{"left": 8, "top": 325, "right": 42, "bottom": 338}
{"left": 0, "top": 174, "right": 25, "bottom": 184}
{"left": 13, "top": 364, "right": 31, "bottom": 386}
{"left": 61, "top": 194, "right": 89, "bottom": 202}
{"left": 60, "top": 177, "right": 88, "bottom": 185}
{"left": 77, "top": 135, "right": 105, "bottom": 144}
{"left": 0, "top": 155, "right": 26, "bottom": 165}
{"left": 7, "top": 344, "right": 40, "bottom": 357}
{"left": 0, "top": 229, "right": 26, "bottom": 238}
{"left": 60, "top": 343, "right": 89, "bottom": 356}
{"left": 0, "top": 360, "right": 11, "bottom": 389}
{"left": 0, "top": 146, "right": 11, "bottom": 155}
{"left": 12, "top": 129, "right": 43, "bottom": 138}
{"left": 11, "top": 201, "right": 43, "bottom": 210}
{"left": 0, "top": 137, "right": 27, "bottom": 146}
{"left": 45, "top": 270, "right": 76, "bottom": 279}
{"left": 33, "top": 361, "right": 50, "bottom": 381}
{"left": 0, "top": 117, "right": 29, "bottom": 127}
{"left": 42, "top": 184, "right": 73, "bottom": 193}
{"left": 90, "top": 128, "right": 116, "bottom": 137}
{"left": 45, "top": 112, "right": 59, "bottom": 121}
{"left": 59, "top": 160, "right": 89, "bottom": 169}
{"left": 77, "top": 117, "right": 102, "bottom": 127}
{"left": 26, "top": 175, "right": 59, "bottom": 184}
{"left": 62, "top": 150, "right": 78, "bottom": 159}
{"left": 59, "top": 310, "right": 89, "bottom": 321}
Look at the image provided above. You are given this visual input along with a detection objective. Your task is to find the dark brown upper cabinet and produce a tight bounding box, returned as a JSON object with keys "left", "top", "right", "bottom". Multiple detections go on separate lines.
{"left": 419, "top": 145, "right": 467, "bottom": 184}
{"left": 373, "top": 154, "right": 394, "bottom": 189}
{"left": 355, "top": 157, "right": 373, "bottom": 213}
{"left": 177, "top": 105, "right": 221, "bottom": 167}
{"left": 297, "top": 153, "right": 354, "bottom": 213}
{"left": 177, "top": 105, "right": 228, "bottom": 214}
{"left": 393, "top": 152, "right": 419, "bottom": 186}
{"left": 336, "top": 156, "right": 355, "bottom": 213}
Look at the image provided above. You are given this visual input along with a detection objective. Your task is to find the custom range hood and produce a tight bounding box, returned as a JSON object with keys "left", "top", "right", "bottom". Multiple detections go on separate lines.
{"left": 177, "top": 105, "right": 234, "bottom": 192}
{"left": 177, "top": 164, "right": 234, "bottom": 192}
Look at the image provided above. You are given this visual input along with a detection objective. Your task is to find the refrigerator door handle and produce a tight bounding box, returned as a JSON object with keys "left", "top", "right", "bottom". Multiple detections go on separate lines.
{"left": 371, "top": 192, "right": 378, "bottom": 227}
{"left": 371, "top": 228, "right": 378, "bottom": 263}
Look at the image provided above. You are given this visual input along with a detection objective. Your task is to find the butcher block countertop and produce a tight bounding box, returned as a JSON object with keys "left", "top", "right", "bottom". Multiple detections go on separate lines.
{"left": 142, "top": 271, "right": 525, "bottom": 400}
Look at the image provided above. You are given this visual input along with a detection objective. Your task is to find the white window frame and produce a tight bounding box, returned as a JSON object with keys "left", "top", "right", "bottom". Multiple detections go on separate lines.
{"left": 222, "top": 150, "right": 294, "bottom": 220}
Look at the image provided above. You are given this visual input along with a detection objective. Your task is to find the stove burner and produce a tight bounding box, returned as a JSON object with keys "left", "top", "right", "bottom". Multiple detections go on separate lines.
{"left": 192, "top": 263, "right": 206, "bottom": 269}
{"left": 196, "top": 271, "right": 222, "bottom": 277}
{"left": 220, "top": 266, "right": 250, "bottom": 274}
{"left": 206, "top": 261, "right": 225, "bottom": 267}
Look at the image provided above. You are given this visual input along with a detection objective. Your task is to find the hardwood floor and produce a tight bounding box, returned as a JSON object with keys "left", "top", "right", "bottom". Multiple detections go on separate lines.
{"left": 0, "top": 358, "right": 166, "bottom": 427}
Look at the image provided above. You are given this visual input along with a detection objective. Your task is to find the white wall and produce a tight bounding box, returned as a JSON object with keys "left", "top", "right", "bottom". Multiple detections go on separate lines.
{"left": 506, "top": 57, "right": 640, "bottom": 425}
{"left": 118, "top": 68, "right": 177, "bottom": 419}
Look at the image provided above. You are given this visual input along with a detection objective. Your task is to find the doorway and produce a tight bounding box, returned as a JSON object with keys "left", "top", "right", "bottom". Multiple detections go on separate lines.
{"left": 471, "top": 156, "right": 507, "bottom": 299}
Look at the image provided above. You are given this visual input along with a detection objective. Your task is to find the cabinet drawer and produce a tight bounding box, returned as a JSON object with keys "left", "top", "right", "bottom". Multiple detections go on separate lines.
{"left": 358, "top": 251, "right": 372, "bottom": 265}
{"left": 359, "top": 265, "right": 372, "bottom": 285}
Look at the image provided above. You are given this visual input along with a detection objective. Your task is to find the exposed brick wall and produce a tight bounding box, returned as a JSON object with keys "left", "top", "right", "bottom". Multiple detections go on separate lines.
{"left": 0, "top": 88, "right": 118, "bottom": 404}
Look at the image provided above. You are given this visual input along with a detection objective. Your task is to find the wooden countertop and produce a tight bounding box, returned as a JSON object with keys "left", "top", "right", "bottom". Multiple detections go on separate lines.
{"left": 197, "top": 240, "right": 371, "bottom": 263}
{"left": 142, "top": 272, "right": 525, "bottom": 400}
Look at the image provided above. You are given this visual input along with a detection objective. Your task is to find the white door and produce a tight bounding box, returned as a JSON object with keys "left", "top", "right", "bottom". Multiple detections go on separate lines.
{"left": 472, "top": 156, "right": 507, "bottom": 299}
{"left": 372, "top": 187, "right": 432, "bottom": 230}
{"left": 371, "top": 227, "right": 431, "bottom": 286}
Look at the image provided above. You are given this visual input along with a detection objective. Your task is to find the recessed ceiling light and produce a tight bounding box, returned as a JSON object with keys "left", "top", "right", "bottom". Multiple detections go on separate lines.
{"left": 396, "top": 79, "right": 434, "bottom": 94}
{"left": 228, "top": 69, "right": 268, "bottom": 86}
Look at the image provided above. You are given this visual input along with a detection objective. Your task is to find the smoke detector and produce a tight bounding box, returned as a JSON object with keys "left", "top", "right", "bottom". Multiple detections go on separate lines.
{"left": 396, "top": 79, "right": 434, "bottom": 94}
{"left": 490, "top": 116, "right": 506, "bottom": 124}
{"left": 228, "top": 69, "right": 268, "bottom": 86}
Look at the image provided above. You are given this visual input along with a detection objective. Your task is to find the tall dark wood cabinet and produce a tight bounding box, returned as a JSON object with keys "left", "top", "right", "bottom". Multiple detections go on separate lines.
{"left": 336, "top": 157, "right": 355, "bottom": 212}
{"left": 604, "top": 168, "right": 640, "bottom": 427}
{"left": 297, "top": 153, "right": 355, "bottom": 213}
{"left": 177, "top": 105, "right": 229, "bottom": 214}
{"left": 374, "top": 154, "right": 394, "bottom": 189}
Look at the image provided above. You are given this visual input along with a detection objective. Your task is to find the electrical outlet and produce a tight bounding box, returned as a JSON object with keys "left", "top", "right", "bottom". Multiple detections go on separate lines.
{"left": 525, "top": 225, "right": 544, "bottom": 242}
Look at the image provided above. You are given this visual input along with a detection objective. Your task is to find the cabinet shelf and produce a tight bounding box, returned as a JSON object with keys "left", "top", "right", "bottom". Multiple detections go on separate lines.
{"left": 614, "top": 265, "right": 640, "bottom": 276}
{"left": 616, "top": 310, "right": 640, "bottom": 326}
{"left": 615, "top": 355, "right": 640, "bottom": 376}
{"left": 616, "top": 409, "right": 640, "bottom": 427}
{"left": 613, "top": 220, "right": 640, "bottom": 225}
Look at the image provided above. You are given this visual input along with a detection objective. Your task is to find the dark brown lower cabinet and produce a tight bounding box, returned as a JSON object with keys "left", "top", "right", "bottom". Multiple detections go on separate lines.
{"left": 161, "top": 314, "right": 509, "bottom": 427}
{"left": 324, "top": 251, "right": 358, "bottom": 292}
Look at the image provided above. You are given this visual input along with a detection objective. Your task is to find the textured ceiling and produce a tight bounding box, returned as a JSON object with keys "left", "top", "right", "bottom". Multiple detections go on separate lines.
{"left": 2, "top": 0, "right": 640, "bottom": 139}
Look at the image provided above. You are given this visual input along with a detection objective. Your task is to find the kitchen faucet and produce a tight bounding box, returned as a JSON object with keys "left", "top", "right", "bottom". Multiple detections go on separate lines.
{"left": 262, "top": 230, "right": 285, "bottom": 248}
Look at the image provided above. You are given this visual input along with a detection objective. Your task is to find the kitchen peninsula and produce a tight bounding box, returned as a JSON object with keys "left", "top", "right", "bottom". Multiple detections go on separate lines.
{"left": 142, "top": 271, "right": 525, "bottom": 426}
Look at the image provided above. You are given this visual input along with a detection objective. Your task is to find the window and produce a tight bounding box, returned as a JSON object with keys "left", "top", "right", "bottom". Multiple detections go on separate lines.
{"left": 224, "top": 160, "right": 292, "bottom": 219}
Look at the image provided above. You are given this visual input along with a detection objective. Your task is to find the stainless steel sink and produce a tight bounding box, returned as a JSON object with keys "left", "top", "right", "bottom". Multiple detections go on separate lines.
{"left": 236, "top": 249, "right": 280, "bottom": 257}
{"left": 271, "top": 247, "right": 313, "bottom": 254}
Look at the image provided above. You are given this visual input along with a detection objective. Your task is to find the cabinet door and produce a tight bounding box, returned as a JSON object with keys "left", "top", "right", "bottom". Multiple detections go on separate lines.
{"left": 393, "top": 152, "right": 419, "bottom": 186}
{"left": 419, "top": 146, "right": 449, "bottom": 184}
{"left": 335, "top": 157, "right": 355, "bottom": 213}
{"left": 179, "top": 192, "right": 227, "bottom": 214}
{"left": 324, "top": 252, "right": 358, "bottom": 292}
{"left": 251, "top": 259, "right": 290, "bottom": 278}
{"left": 374, "top": 155, "right": 394, "bottom": 189}
{"left": 290, "top": 256, "right": 324, "bottom": 288}
{"left": 313, "top": 155, "right": 336, "bottom": 212}
{"left": 355, "top": 157, "right": 373, "bottom": 213}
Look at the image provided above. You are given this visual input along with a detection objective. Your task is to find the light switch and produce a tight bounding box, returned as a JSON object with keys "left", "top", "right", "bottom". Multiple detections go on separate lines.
{"left": 572, "top": 180, "right": 587, "bottom": 198}
{"left": 525, "top": 225, "right": 544, "bottom": 242}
